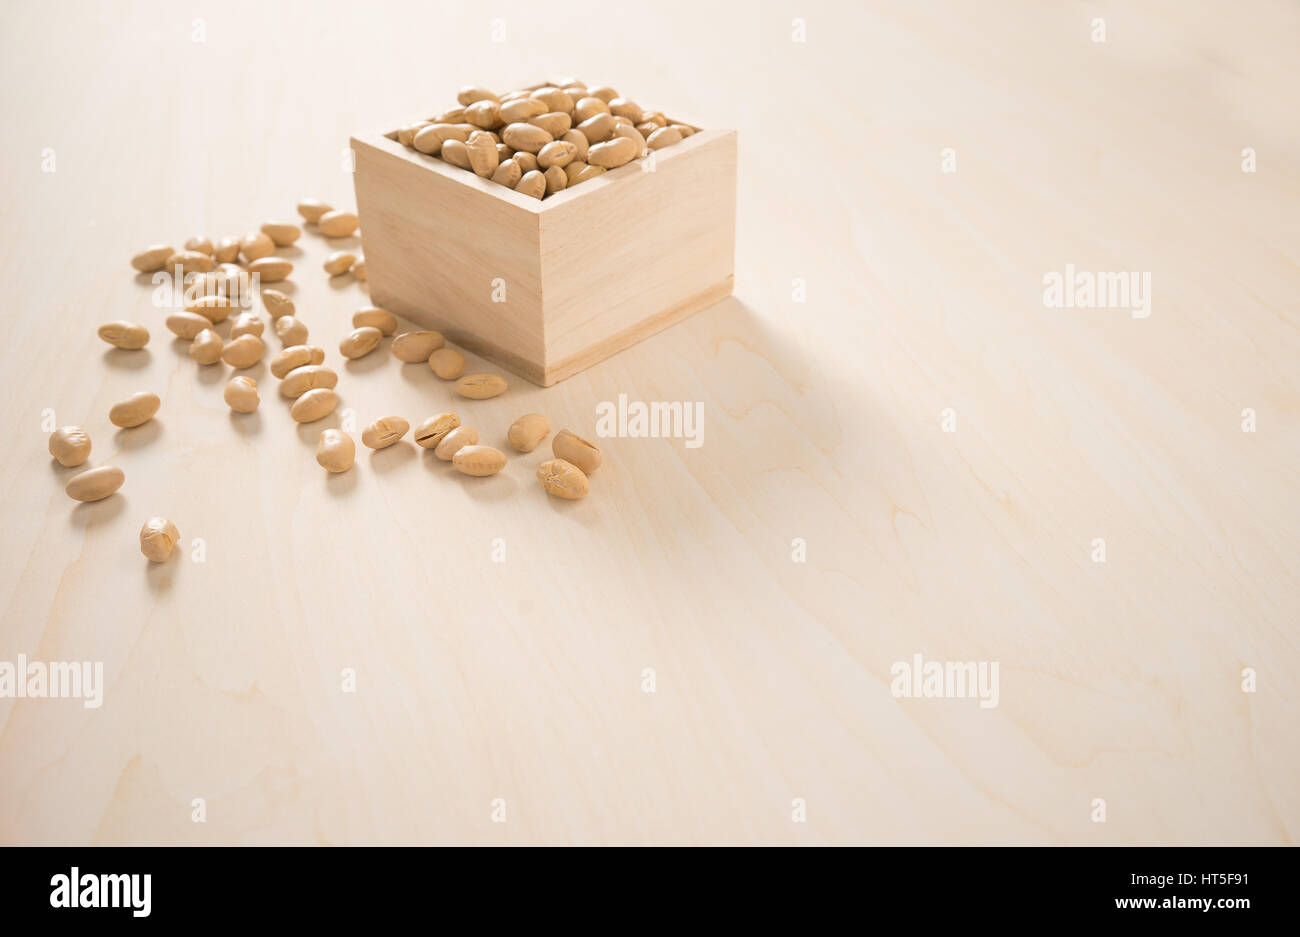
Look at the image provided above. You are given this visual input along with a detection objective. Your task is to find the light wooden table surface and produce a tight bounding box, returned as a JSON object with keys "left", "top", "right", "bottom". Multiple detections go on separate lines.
{"left": 1, "top": 0, "right": 1296, "bottom": 845}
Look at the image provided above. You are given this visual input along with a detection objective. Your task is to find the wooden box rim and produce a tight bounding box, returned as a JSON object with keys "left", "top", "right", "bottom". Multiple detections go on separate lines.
{"left": 351, "top": 121, "right": 736, "bottom": 218}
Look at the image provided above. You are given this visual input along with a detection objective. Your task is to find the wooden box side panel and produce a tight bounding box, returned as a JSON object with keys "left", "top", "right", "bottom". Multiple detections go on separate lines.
{"left": 351, "top": 136, "right": 545, "bottom": 378}
{"left": 538, "top": 130, "right": 737, "bottom": 380}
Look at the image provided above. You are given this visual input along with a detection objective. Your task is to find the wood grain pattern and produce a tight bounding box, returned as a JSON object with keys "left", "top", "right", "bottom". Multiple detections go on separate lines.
{"left": 354, "top": 127, "right": 736, "bottom": 386}
{"left": 353, "top": 131, "right": 546, "bottom": 373}
{"left": 0, "top": 0, "right": 1296, "bottom": 845}
{"left": 539, "top": 129, "right": 737, "bottom": 380}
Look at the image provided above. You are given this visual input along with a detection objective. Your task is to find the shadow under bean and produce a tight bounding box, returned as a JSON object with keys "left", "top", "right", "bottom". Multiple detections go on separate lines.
{"left": 368, "top": 442, "right": 417, "bottom": 474}
{"left": 325, "top": 467, "right": 359, "bottom": 497}
{"left": 114, "top": 420, "right": 163, "bottom": 450}
{"left": 101, "top": 348, "right": 152, "bottom": 370}
{"left": 68, "top": 492, "right": 126, "bottom": 527}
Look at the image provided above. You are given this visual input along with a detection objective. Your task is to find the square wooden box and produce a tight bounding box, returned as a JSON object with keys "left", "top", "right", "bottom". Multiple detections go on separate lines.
{"left": 350, "top": 120, "right": 737, "bottom": 386}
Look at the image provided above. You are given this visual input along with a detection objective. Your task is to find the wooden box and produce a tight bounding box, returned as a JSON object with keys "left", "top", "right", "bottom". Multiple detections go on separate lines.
{"left": 350, "top": 121, "right": 737, "bottom": 386}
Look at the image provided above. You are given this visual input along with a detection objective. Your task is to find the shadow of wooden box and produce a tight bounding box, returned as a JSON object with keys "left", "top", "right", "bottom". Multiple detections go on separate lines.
{"left": 349, "top": 120, "right": 737, "bottom": 386}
